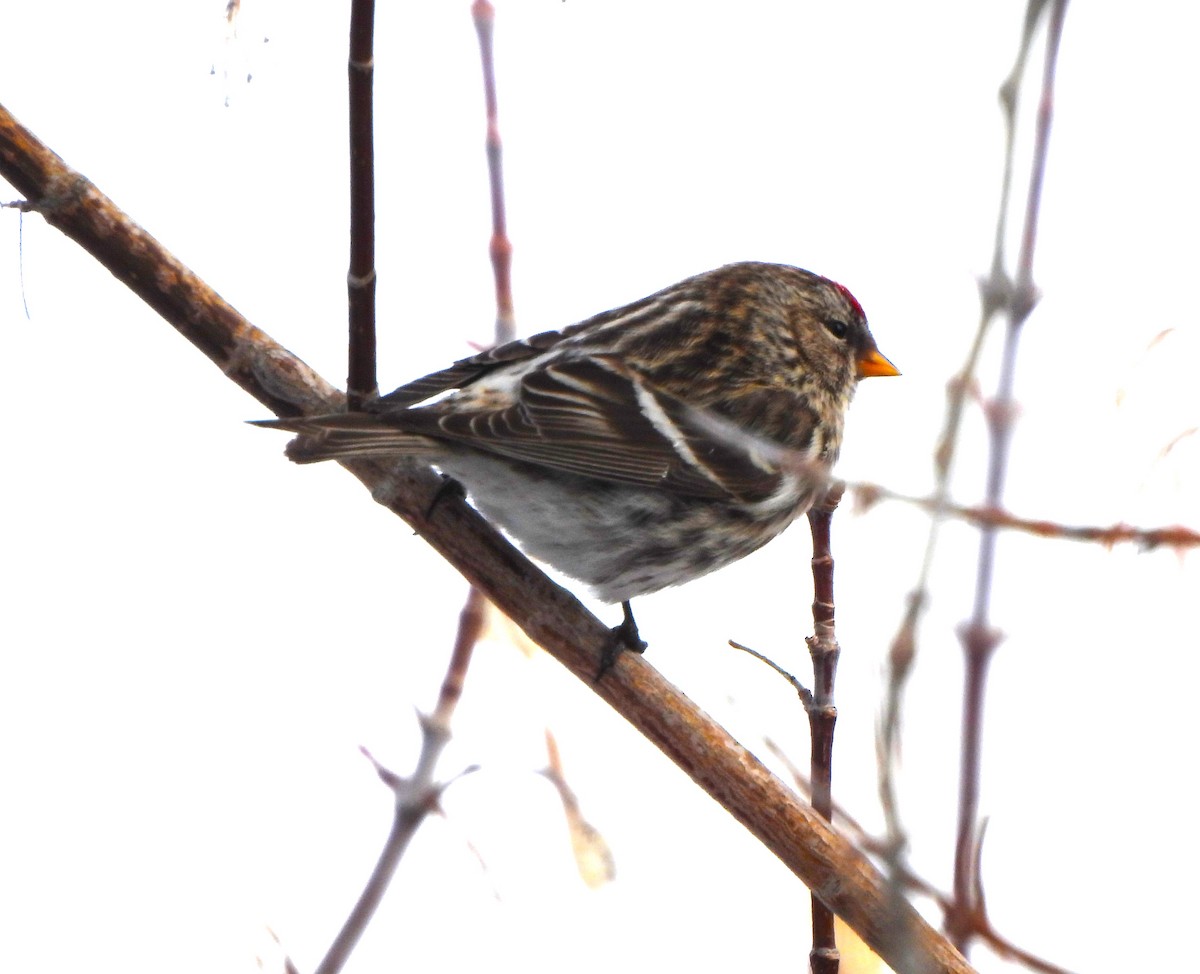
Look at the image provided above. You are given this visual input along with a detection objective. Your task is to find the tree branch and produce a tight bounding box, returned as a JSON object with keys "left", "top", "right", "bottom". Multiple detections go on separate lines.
{"left": 0, "top": 100, "right": 974, "bottom": 974}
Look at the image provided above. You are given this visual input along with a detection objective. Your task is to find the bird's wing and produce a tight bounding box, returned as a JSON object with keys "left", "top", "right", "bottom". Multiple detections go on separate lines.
{"left": 391, "top": 354, "right": 802, "bottom": 502}
{"left": 374, "top": 329, "right": 571, "bottom": 407}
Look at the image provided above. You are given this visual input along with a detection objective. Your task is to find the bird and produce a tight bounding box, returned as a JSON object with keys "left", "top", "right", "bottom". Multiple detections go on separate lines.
{"left": 254, "top": 261, "right": 897, "bottom": 672}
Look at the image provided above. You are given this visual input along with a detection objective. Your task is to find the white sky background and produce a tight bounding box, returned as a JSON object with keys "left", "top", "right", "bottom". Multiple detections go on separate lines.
{"left": 2, "top": 2, "right": 1198, "bottom": 972}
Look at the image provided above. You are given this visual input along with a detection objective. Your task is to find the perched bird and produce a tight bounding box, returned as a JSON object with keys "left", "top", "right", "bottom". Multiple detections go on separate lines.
{"left": 255, "top": 262, "right": 897, "bottom": 669}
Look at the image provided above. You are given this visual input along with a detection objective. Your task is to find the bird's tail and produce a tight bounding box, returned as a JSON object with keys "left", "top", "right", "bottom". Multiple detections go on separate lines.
{"left": 249, "top": 414, "right": 439, "bottom": 464}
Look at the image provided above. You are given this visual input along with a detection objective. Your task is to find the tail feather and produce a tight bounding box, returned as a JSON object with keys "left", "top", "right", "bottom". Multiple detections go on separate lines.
{"left": 249, "top": 414, "right": 439, "bottom": 464}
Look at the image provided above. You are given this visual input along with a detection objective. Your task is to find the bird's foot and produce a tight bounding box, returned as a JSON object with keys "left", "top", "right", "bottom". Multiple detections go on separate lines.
{"left": 596, "top": 601, "right": 647, "bottom": 681}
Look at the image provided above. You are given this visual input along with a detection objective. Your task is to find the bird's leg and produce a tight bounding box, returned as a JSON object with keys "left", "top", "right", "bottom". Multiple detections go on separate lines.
{"left": 597, "top": 600, "right": 648, "bottom": 680}
{"left": 425, "top": 473, "right": 467, "bottom": 519}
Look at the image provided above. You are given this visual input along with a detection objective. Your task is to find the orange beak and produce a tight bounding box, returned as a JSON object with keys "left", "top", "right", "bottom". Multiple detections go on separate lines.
{"left": 857, "top": 348, "right": 900, "bottom": 379}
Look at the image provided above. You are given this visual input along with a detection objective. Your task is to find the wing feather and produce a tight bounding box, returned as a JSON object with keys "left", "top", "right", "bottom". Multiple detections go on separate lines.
{"left": 374, "top": 329, "right": 569, "bottom": 407}
{"left": 389, "top": 356, "right": 793, "bottom": 502}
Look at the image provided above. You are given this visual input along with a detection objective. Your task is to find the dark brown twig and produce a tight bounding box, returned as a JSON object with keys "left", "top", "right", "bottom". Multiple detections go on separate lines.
{"left": 347, "top": 0, "right": 378, "bottom": 407}
{"left": 805, "top": 483, "right": 844, "bottom": 974}
{"left": 950, "top": 0, "right": 1069, "bottom": 953}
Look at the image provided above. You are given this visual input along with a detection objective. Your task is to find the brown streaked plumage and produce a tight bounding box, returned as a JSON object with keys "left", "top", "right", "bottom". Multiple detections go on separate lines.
{"left": 255, "top": 262, "right": 897, "bottom": 661}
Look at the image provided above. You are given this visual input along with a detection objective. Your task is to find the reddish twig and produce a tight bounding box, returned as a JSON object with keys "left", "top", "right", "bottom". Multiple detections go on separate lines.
{"left": 346, "top": 0, "right": 378, "bottom": 407}
{"left": 805, "top": 484, "right": 844, "bottom": 974}
{"left": 950, "top": 0, "right": 1070, "bottom": 954}
{"left": 852, "top": 483, "right": 1200, "bottom": 551}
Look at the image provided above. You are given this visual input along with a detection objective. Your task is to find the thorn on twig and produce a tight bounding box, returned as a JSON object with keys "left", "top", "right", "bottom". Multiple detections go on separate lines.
{"left": 416, "top": 708, "right": 454, "bottom": 749}
{"left": 360, "top": 745, "right": 407, "bottom": 791}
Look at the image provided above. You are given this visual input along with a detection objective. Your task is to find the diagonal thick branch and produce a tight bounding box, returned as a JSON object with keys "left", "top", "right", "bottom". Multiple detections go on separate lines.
{"left": 0, "top": 102, "right": 975, "bottom": 974}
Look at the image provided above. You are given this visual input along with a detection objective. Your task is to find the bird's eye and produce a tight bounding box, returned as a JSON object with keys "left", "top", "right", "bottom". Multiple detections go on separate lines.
{"left": 824, "top": 319, "right": 850, "bottom": 341}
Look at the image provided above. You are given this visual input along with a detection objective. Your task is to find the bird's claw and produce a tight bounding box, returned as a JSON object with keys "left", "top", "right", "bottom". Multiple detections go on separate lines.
{"left": 596, "top": 601, "right": 647, "bottom": 681}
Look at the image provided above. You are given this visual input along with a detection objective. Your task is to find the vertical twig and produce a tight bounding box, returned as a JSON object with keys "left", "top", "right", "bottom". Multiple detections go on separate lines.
{"left": 313, "top": 588, "right": 486, "bottom": 974}
{"left": 433, "top": 0, "right": 517, "bottom": 796}
{"left": 877, "top": 0, "right": 1050, "bottom": 855}
{"left": 347, "top": 0, "right": 378, "bottom": 407}
{"left": 472, "top": 0, "right": 514, "bottom": 344}
{"left": 805, "top": 483, "right": 844, "bottom": 974}
{"left": 310, "top": 6, "right": 516, "bottom": 970}
{"left": 949, "top": 0, "right": 1069, "bottom": 953}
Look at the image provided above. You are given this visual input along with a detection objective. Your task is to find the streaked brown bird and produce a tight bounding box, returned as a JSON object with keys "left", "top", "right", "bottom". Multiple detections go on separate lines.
{"left": 255, "top": 262, "right": 897, "bottom": 668}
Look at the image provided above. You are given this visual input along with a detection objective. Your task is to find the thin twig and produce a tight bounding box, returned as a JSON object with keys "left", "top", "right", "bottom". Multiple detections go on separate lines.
{"left": 472, "top": 0, "right": 514, "bottom": 344}
{"left": 318, "top": 8, "right": 518, "bottom": 964}
{"left": 950, "top": 0, "right": 1070, "bottom": 953}
{"left": 875, "top": 0, "right": 1049, "bottom": 865}
{"left": 314, "top": 588, "right": 485, "bottom": 974}
{"left": 347, "top": 0, "right": 378, "bottom": 407}
{"left": 728, "top": 640, "right": 813, "bottom": 708}
{"left": 850, "top": 482, "right": 1200, "bottom": 551}
{"left": 805, "top": 484, "right": 844, "bottom": 974}
{"left": 876, "top": 0, "right": 1049, "bottom": 876}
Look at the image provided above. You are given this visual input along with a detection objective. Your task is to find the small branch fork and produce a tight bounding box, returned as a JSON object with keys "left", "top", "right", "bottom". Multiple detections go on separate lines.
{"left": 732, "top": 484, "right": 852, "bottom": 974}
{"left": 313, "top": 588, "right": 485, "bottom": 974}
